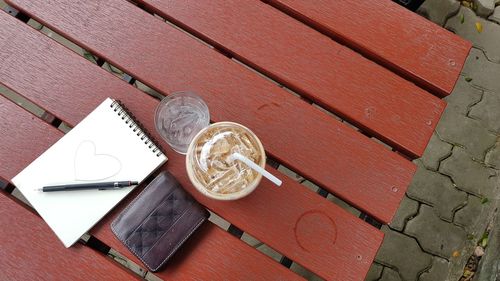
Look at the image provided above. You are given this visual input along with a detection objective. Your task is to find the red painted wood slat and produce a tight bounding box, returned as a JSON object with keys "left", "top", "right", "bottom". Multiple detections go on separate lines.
{"left": 0, "top": 11, "right": 383, "bottom": 280}
{"left": 6, "top": 0, "right": 416, "bottom": 223}
{"left": 92, "top": 176, "right": 306, "bottom": 281}
{"left": 267, "top": 0, "right": 472, "bottom": 97}
{"left": 0, "top": 194, "right": 138, "bottom": 280}
{"left": 136, "top": 0, "right": 445, "bottom": 158}
{"left": 0, "top": 93, "right": 303, "bottom": 281}
{"left": 153, "top": 223, "right": 305, "bottom": 280}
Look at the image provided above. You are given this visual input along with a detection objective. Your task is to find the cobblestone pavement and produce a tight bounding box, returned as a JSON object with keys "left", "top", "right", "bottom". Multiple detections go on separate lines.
{"left": 365, "top": 1, "right": 500, "bottom": 280}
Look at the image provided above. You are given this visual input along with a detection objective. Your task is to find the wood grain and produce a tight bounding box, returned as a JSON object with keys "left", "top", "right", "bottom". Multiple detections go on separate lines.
{"left": 0, "top": 10, "right": 383, "bottom": 280}
{"left": 267, "top": 0, "right": 471, "bottom": 97}
{"left": 5, "top": 0, "right": 416, "bottom": 224}
{"left": 150, "top": 223, "right": 305, "bottom": 280}
{"left": 0, "top": 192, "right": 136, "bottom": 280}
{"left": 0, "top": 94, "right": 303, "bottom": 280}
{"left": 136, "top": 0, "right": 445, "bottom": 158}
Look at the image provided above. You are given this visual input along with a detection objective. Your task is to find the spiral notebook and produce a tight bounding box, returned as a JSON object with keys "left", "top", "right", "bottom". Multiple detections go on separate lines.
{"left": 12, "top": 98, "right": 167, "bottom": 247}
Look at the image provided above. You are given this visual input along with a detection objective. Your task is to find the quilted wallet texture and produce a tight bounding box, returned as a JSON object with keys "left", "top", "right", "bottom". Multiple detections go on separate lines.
{"left": 111, "top": 171, "right": 209, "bottom": 272}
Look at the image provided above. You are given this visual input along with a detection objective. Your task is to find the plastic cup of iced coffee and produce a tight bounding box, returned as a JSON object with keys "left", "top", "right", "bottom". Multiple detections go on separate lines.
{"left": 186, "top": 122, "right": 266, "bottom": 200}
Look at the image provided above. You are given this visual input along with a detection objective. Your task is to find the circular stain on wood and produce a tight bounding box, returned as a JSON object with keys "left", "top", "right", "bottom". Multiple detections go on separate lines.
{"left": 294, "top": 210, "right": 337, "bottom": 252}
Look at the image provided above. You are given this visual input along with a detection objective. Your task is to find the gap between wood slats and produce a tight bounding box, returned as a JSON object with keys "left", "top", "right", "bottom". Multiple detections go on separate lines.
{"left": 0, "top": 18, "right": 384, "bottom": 228}
{"left": 0, "top": 13, "right": 387, "bottom": 227}
{"left": 0, "top": 73, "right": 377, "bottom": 281}
{"left": 120, "top": 0, "right": 409, "bottom": 158}
{"left": 0, "top": 12, "right": 394, "bottom": 216}
{"left": 261, "top": 0, "right": 470, "bottom": 98}
{"left": 0, "top": 20, "right": 363, "bottom": 280}
{"left": 209, "top": 211, "right": 324, "bottom": 280}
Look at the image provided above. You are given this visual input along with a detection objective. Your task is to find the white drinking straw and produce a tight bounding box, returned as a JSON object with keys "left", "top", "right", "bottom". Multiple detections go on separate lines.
{"left": 230, "top": 152, "right": 282, "bottom": 186}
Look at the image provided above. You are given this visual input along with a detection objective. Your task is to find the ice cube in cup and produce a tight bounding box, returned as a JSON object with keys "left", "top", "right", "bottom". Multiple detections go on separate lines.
{"left": 154, "top": 92, "right": 210, "bottom": 154}
{"left": 186, "top": 122, "right": 266, "bottom": 200}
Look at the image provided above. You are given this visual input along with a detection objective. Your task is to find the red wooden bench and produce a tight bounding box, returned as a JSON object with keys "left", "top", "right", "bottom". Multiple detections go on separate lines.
{"left": 0, "top": 0, "right": 470, "bottom": 280}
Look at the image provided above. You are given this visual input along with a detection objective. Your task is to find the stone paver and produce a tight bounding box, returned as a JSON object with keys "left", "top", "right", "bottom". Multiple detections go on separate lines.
{"left": 454, "top": 195, "right": 493, "bottom": 232}
{"left": 375, "top": 226, "right": 432, "bottom": 281}
{"left": 474, "top": 209, "right": 500, "bottom": 281}
{"left": 436, "top": 107, "right": 497, "bottom": 161}
{"left": 389, "top": 195, "right": 419, "bottom": 231}
{"left": 445, "top": 77, "right": 483, "bottom": 116}
{"left": 489, "top": 6, "right": 500, "bottom": 23}
{"left": 447, "top": 7, "right": 500, "bottom": 63}
{"left": 365, "top": 263, "right": 384, "bottom": 281}
{"left": 419, "top": 257, "right": 450, "bottom": 281}
{"left": 420, "top": 133, "right": 453, "bottom": 171}
{"left": 417, "top": 0, "right": 460, "bottom": 26}
{"left": 440, "top": 147, "right": 498, "bottom": 197}
{"left": 379, "top": 267, "right": 402, "bottom": 281}
{"left": 462, "top": 48, "right": 500, "bottom": 93}
{"left": 485, "top": 140, "right": 500, "bottom": 169}
{"left": 469, "top": 89, "right": 500, "bottom": 134}
{"left": 407, "top": 161, "right": 468, "bottom": 222}
{"left": 461, "top": 48, "right": 500, "bottom": 92}
{"left": 475, "top": 0, "right": 496, "bottom": 17}
{"left": 405, "top": 205, "right": 467, "bottom": 258}
{"left": 374, "top": 2, "right": 500, "bottom": 281}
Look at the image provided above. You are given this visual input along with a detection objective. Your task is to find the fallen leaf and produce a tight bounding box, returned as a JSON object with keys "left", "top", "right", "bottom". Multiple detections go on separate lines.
{"left": 460, "top": 14, "right": 465, "bottom": 24}
{"left": 453, "top": 250, "right": 461, "bottom": 257}
{"left": 481, "top": 197, "right": 489, "bottom": 204}
{"left": 463, "top": 269, "right": 472, "bottom": 277}
{"left": 465, "top": 77, "right": 473, "bottom": 82}
{"left": 481, "top": 236, "right": 488, "bottom": 248}
{"left": 476, "top": 22, "right": 483, "bottom": 33}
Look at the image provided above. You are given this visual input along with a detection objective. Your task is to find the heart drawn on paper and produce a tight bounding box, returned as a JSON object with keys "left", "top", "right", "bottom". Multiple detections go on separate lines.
{"left": 74, "top": 141, "right": 122, "bottom": 181}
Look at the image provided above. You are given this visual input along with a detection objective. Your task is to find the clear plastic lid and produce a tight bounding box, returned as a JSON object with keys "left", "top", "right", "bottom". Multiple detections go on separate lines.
{"left": 187, "top": 122, "right": 265, "bottom": 196}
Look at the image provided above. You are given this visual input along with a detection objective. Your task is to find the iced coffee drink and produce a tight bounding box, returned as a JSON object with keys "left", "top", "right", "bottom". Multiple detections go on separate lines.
{"left": 186, "top": 122, "right": 265, "bottom": 200}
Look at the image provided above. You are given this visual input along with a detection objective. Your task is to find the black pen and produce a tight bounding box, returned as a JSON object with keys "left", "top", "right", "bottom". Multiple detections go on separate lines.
{"left": 36, "top": 181, "right": 139, "bottom": 192}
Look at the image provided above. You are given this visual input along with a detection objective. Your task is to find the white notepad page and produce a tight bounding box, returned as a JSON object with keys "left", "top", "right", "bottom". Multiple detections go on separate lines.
{"left": 12, "top": 98, "right": 167, "bottom": 247}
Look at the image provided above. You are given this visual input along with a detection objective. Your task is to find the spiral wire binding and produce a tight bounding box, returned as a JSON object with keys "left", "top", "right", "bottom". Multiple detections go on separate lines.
{"left": 110, "top": 100, "right": 164, "bottom": 157}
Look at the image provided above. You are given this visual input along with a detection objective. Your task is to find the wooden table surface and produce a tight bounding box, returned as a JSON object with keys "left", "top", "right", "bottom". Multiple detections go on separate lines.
{"left": 0, "top": 0, "right": 471, "bottom": 280}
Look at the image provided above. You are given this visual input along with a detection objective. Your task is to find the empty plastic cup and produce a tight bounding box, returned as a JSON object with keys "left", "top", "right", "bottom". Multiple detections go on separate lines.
{"left": 154, "top": 91, "right": 210, "bottom": 154}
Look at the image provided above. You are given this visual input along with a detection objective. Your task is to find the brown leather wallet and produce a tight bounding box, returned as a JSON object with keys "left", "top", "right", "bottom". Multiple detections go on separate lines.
{"left": 111, "top": 171, "right": 209, "bottom": 272}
